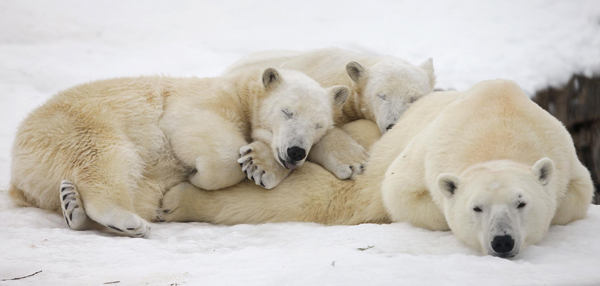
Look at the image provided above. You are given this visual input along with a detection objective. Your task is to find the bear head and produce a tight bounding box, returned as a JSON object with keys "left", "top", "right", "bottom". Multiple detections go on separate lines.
{"left": 345, "top": 58, "right": 436, "bottom": 134}
{"left": 437, "top": 158, "right": 556, "bottom": 258}
{"left": 255, "top": 68, "right": 350, "bottom": 170}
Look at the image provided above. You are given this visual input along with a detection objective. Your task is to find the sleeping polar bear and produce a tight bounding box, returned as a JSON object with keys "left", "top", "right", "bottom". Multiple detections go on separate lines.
{"left": 161, "top": 79, "right": 594, "bottom": 257}
{"left": 9, "top": 68, "right": 349, "bottom": 237}
{"left": 225, "top": 48, "right": 436, "bottom": 179}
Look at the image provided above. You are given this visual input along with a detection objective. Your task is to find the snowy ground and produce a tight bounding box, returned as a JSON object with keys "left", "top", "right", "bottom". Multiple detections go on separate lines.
{"left": 1, "top": 1, "right": 600, "bottom": 285}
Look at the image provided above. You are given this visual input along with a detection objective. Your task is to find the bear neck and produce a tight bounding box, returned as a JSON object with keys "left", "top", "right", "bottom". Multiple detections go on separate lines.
{"left": 337, "top": 89, "right": 367, "bottom": 125}
{"left": 231, "top": 72, "right": 264, "bottom": 129}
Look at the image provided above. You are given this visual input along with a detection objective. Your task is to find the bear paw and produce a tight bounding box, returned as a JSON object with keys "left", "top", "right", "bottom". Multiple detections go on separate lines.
{"left": 238, "top": 141, "right": 291, "bottom": 189}
{"left": 60, "top": 180, "right": 89, "bottom": 230}
{"left": 103, "top": 212, "right": 151, "bottom": 238}
{"left": 327, "top": 144, "right": 368, "bottom": 180}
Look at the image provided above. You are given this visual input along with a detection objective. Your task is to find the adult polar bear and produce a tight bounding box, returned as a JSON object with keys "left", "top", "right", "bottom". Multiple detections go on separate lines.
{"left": 161, "top": 79, "right": 594, "bottom": 257}
{"left": 9, "top": 68, "right": 349, "bottom": 237}
{"left": 225, "top": 48, "right": 436, "bottom": 180}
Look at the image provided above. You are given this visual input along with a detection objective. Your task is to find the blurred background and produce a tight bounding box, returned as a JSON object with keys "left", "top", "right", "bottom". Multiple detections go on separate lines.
{"left": 1, "top": 0, "right": 599, "bottom": 201}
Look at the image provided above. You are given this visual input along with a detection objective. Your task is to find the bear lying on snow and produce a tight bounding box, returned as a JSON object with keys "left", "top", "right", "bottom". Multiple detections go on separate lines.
{"left": 9, "top": 68, "right": 349, "bottom": 237}
{"left": 162, "top": 79, "right": 594, "bottom": 257}
{"left": 225, "top": 48, "right": 436, "bottom": 179}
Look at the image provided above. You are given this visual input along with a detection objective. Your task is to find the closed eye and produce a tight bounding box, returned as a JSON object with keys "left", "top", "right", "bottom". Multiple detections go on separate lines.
{"left": 315, "top": 123, "right": 323, "bottom": 129}
{"left": 409, "top": 97, "right": 418, "bottom": 103}
{"left": 473, "top": 206, "right": 482, "bottom": 212}
{"left": 282, "top": 109, "right": 293, "bottom": 119}
{"left": 517, "top": 202, "right": 526, "bottom": 209}
{"left": 377, "top": 94, "right": 387, "bottom": 100}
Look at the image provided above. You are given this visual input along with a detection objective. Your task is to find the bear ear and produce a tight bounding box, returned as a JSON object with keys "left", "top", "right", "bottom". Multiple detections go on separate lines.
{"left": 328, "top": 85, "right": 350, "bottom": 108}
{"left": 532, "top": 157, "right": 554, "bottom": 186}
{"left": 346, "top": 61, "right": 368, "bottom": 84}
{"left": 437, "top": 173, "right": 461, "bottom": 199}
{"left": 419, "top": 58, "right": 436, "bottom": 89}
{"left": 262, "top": 68, "right": 281, "bottom": 90}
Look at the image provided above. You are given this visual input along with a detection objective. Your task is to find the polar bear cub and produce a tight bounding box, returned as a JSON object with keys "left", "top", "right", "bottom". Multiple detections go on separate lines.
{"left": 225, "top": 48, "right": 436, "bottom": 179}
{"left": 161, "top": 68, "right": 349, "bottom": 190}
{"left": 9, "top": 68, "right": 348, "bottom": 237}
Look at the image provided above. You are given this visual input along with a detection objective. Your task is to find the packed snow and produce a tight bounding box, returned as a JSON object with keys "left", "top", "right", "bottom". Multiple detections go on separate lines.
{"left": 1, "top": 1, "right": 600, "bottom": 285}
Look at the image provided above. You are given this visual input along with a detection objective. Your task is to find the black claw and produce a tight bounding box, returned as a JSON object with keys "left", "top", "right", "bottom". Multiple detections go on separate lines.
{"left": 163, "top": 209, "right": 171, "bottom": 213}
{"left": 64, "top": 201, "right": 70, "bottom": 210}
{"left": 349, "top": 165, "right": 354, "bottom": 170}
{"left": 62, "top": 193, "right": 69, "bottom": 201}
{"left": 69, "top": 212, "right": 73, "bottom": 221}
{"left": 107, "top": 225, "right": 124, "bottom": 232}
{"left": 65, "top": 216, "right": 70, "bottom": 227}
{"left": 126, "top": 227, "right": 135, "bottom": 230}
{"left": 239, "top": 162, "right": 243, "bottom": 167}
{"left": 60, "top": 186, "right": 71, "bottom": 193}
{"left": 260, "top": 181, "right": 265, "bottom": 188}
{"left": 250, "top": 176, "right": 255, "bottom": 182}
{"left": 262, "top": 171, "right": 265, "bottom": 175}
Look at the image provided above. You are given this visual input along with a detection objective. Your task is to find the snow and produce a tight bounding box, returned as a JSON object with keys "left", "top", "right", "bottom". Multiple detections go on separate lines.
{"left": 1, "top": 0, "right": 600, "bottom": 285}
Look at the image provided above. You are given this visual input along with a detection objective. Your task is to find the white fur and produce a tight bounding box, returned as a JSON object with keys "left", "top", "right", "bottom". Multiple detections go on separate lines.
{"left": 9, "top": 69, "right": 345, "bottom": 236}
{"left": 224, "top": 48, "right": 435, "bottom": 180}
{"left": 225, "top": 47, "right": 436, "bottom": 134}
{"left": 161, "top": 80, "right": 593, "bottom": 258}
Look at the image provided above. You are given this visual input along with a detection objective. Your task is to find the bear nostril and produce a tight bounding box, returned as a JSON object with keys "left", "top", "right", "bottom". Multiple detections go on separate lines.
{"left": 491, "top": 235, "right": 515, "bottom": 254}
{"left": 287, "top": 147, "right": 306, "bottom": 162}
{"left": 386, "top": 124, "right": 395, "bottom": 131}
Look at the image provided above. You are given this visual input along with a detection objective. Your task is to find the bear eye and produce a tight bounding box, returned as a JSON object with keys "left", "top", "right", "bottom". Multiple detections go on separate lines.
{"left": 409, "top": 97, "right": 418, "bottom": 103}
{"left": 517, "top": 202, "right": 526, "bottom": 209}
{"left": 282, "top": 109, "right": 293, "bottom": 119}
{"left": 315, "top": 123, "right": 323, "bottom": 129}
{"left": 473, "top": 206, "right": 483, "bottom": 212}
{"left": 377, "top": 94, "right": 387, "bottom": 100}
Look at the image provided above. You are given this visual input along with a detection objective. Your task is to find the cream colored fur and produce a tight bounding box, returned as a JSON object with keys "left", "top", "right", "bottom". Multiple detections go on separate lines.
{"left": 9, "top": 69, "right": 348, "bottom": 237}
{"left": 224, "top": 48, "right": 436, "bottom": 180}
{"left": 161, "top": 79, "right": 593, "bottom": 257}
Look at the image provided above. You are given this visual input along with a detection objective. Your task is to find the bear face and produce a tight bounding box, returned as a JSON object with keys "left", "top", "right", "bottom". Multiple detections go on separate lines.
{"left": 257, "top": 68, "right": 350, "bottom": 170}
{"left": 437, "top": 158, "right": 556, "bottom": 258}
{"left": 346, "top": 59, "right": 435, "bottom": 134}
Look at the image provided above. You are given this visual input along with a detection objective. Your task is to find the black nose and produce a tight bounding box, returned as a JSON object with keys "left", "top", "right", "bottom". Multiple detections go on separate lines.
{"left": 386, "top": 124, "right": 395, "bottom": 131}
{"left": 287, "top": 147, "right": 306, "bottom": 162}
{"left": 492, "top": 235, "right": 515, "bottom": 254}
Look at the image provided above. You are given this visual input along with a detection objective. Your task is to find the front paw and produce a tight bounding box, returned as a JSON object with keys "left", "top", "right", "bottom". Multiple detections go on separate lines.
{"left": 238, "top": 142, "right": 290, "bottom": 189}
{"left": 330, "top": 146, "right": 368, "bottom": 180}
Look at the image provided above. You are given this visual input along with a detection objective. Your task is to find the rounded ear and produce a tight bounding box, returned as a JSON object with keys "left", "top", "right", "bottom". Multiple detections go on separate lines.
{"left": 262, "top": 68, "right": 281, "bottom": 90}
{"left": 532, "top": 157, "right": 554, "bottom": 186}
{"left": 419, "top": 58, "right": 436, "bottom": 89}
{"left": 437, "top": 173, "right": 461, "bottom": 199}
{"left": 345, "top": 61, "right": 367, "bottom": 84}
{"left": 328, "top": 85, "right": 350, "bottom": 108}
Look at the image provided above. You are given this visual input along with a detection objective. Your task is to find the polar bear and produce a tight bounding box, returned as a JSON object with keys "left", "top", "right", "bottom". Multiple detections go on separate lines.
{"left": 9, "top": 68, "right": 349, "bottom": 237}
{"left": 161, "top": 79, "right": 593, "bottom": 257}
{"left": 224, "top": 48, "right": 436, "bottom": 179}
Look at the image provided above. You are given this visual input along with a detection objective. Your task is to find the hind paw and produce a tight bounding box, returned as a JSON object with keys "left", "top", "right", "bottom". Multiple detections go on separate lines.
{"left": 103, "top": 212, "right": 151, "bottom": 238}
{"left": 60, "top": 180, "right": 89, "bottom": 230}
